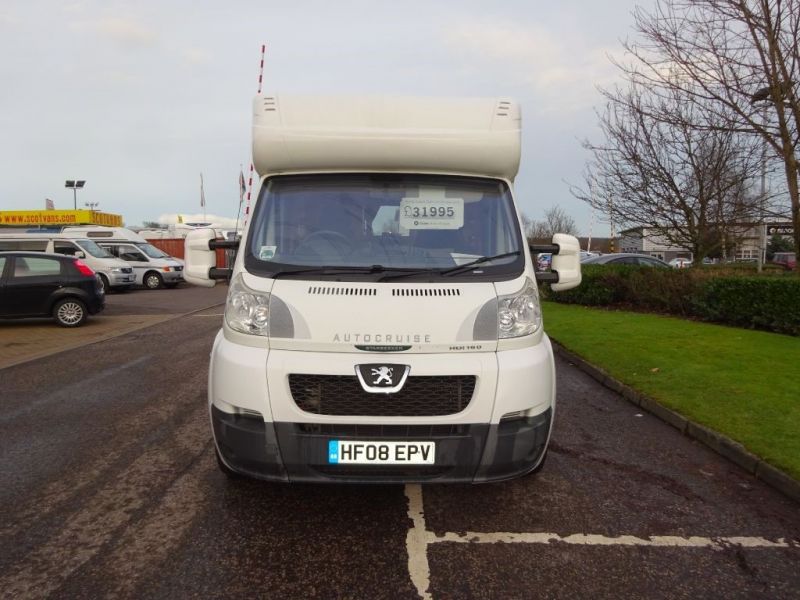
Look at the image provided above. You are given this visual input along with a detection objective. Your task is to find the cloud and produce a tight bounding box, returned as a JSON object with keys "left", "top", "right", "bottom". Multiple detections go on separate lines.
{"left": 74, "top": 16, "right": 157, "bottom": 46}
{"left": 157, "top": 213, "right": 239, "bottom": 229}
{"left": 180, "top": 47, "right": 212, "bottom": 66}
{"left": 0, "top": 10, "right": 20, "bottom": 26}
{"left": 444, "top": 19, "right": 618, "bottom": 113}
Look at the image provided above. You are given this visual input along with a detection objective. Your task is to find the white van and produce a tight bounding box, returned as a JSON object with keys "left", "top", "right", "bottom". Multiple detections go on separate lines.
{"left": 64, "top": 227, "right": 185, "bottom": 289}
{"left": 183, "top": 95, "right": 581, "bottom": 483}
{"left": 0, "top": 232, "right": 135, "bottom": 292}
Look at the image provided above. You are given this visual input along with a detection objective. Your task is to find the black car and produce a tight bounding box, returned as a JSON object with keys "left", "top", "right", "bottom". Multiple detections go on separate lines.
{"left": 0, "top": 252, "right": 105, "bottom": 327}
{"left": 581, "top": 253, "right": 670, "bottom": 268}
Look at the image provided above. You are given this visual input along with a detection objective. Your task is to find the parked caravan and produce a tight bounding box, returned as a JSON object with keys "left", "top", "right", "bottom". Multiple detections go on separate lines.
{"left": 183, "top": 94, "right": 581, "bottom": 483}
{"left": 63, "top": 227, "right": 185, "bottom": 289}
{"left": 0, "top": 232, "right": 134, "bottom": 292}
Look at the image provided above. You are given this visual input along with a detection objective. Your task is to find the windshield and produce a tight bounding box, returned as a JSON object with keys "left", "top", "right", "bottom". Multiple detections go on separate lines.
{"left": 136, "top": 243, "right": 169, "bottom": 258}
{"left": 246, "top": 174, "right": 524, "bottom": 280}
{"left": 76, "top": 239, "right": 114, "bottom": 258}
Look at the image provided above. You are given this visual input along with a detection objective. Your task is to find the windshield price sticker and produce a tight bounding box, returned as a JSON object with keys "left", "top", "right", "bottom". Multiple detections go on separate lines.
{"left": 399, "top": 197, "right": 464, "bottom": 230}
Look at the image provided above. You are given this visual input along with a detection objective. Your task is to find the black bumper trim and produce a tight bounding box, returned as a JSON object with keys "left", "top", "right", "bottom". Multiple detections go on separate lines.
{"left": 211, "top": 406, "right": 551, "bottom": 484}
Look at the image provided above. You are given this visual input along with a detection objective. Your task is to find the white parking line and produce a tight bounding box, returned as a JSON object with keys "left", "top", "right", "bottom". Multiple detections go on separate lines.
{"left": 403, "top": 484, "right": 798, "bottom": 600}
{"left": 405, "top": 484, "right": 432, "bottom": 600}
{"left": 191, "top": 313, "right": 224, "bottom": 317}
{"left": 430, "top": 531, "right": 794, "bottom": 548}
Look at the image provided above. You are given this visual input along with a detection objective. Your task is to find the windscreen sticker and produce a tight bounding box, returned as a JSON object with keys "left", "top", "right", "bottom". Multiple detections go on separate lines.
{"left": 399, "top": 189, "right": 464, "bottom": 230}
{"left": 259, "top": 245, "right": 277, "bottom": 260}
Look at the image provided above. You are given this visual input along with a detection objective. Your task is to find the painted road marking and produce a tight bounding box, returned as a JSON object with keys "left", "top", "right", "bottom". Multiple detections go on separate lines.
{"left": 429, "top": 531, "right": 795, "bottom": 548}
{"left": 403, "top": 484, "right": 798, "bottom": 600}
{"left": 405, "top": 484, "right": 432, "bottom": 600}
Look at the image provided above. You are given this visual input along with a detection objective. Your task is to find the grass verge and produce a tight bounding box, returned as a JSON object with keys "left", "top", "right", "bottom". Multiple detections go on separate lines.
{"left": 543, "top": 301, "right": 800, "bottom": 480}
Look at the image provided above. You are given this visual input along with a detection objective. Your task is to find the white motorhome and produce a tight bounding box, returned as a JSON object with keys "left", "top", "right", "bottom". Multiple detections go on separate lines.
{"left": 0, "top": 231, "right": 135, "bottom": 292}
{"left": 184, "top": 95, "right": 581, "bottom": 483}
{"left": 64, "top": 227, "right": 185, "bottom": 289}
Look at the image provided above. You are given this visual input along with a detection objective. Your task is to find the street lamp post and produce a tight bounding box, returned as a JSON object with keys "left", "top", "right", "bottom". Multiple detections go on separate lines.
{"left": 85, "top": 201, "right": 99, "bottom": 211}
{"left": 750, "top": 89, "right": 772, "bottom": 273}
{"left": 750, "top": 81, "right": 795, "bottom": 272}
{"left": 65, "top": 180, "right": 86, "bottom": 210}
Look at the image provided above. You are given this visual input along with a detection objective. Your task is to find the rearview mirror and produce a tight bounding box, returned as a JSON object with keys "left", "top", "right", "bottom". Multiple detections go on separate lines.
{"left": 531, "top": 233, "right": 582, "bottom": 292}
{"left": 184, "top": 229, "right": 218, "bottom": 288}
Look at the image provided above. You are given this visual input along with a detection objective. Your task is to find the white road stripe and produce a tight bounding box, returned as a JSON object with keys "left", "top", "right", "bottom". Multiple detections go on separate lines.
{"left": 404, "top": 484, "right": 432, "bottom": 600}
{"left": 191, "top": 313, "right": 224, "bottom": 316}
{"left": 428, "top": 531, "right": 796, "bottom": 549}
{"left": 402, "top": 485, "right": 797, "bottom": 600}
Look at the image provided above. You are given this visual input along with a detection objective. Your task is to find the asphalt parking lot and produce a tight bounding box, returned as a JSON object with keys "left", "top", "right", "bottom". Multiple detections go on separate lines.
{"left": 1, "top": 286, "right": 798, "bottom": 599}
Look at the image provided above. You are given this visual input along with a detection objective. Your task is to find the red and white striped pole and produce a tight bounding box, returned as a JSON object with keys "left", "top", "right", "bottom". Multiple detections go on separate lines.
{"left": 257, "top": 43, "right": 265, "bottom": 94}
{"left": 244, "top": 44, "right": 266, "bottom": 228}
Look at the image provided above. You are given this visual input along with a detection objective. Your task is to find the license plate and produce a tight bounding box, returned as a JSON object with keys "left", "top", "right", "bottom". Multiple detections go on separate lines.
{"left": 328, "top": 440, "right": 435, "bottom": 465}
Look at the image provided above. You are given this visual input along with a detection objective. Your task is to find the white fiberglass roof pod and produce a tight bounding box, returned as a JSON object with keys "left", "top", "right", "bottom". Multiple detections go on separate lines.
{"left": 251, "top": 95, "right": 521, "bottom": 180}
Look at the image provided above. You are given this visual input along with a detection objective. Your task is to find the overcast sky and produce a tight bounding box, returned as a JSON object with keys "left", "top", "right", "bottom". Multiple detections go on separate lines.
{"left": 0, "top": 0, "right": 648, "bottom": 235}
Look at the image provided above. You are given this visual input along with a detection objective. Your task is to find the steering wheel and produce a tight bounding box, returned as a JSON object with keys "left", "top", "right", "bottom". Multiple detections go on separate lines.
{"left": 301, "top": 230, "right": 351, "bottom": 245}
{"left": 297, "top": 230, "right": 353, "bottom": 255}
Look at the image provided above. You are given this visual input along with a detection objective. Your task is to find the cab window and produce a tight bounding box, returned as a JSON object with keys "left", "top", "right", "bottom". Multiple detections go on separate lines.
{"left": 0, "top": 240, "right": 48, "bottom": 251}
{"left": 13, "top": 257, "right": 62, "bottom": 277}
{"left": 53, "top": 241, "right": 81, "bottom": 256}
{"left": 118, "top": 244, "right": 148, "bottom": 262}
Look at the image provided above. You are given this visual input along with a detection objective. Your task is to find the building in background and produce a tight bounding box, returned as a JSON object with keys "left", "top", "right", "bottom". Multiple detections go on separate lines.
{"left": 619, "top": 222, "right": 794, "bottom": 262}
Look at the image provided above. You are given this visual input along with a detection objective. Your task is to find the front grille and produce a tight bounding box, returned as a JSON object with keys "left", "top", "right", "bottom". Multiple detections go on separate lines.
{"left": 289, "top": 375, "right": 476, "bottom": 417}
{"left": 313, "top": 465, "right": 450, "bottom": 479}
{"left": 293, "top": 423, "right": 470, "bottom": 436}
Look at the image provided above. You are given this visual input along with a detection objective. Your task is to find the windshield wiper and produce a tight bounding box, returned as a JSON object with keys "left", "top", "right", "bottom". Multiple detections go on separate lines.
{"left": 439, "top": 251, "right": 521, "bottom": 277}
{"left": 271, "top": 265, "right": 407, "bottom": 279}
{"left": 376, "top": 267, "right": 447, "bottom": 282}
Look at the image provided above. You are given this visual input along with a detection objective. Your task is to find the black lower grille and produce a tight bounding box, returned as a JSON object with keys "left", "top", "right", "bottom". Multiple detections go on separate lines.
{"left": 288, "top": 375, "right": 476, "bottom": 417}
{"left": 313, "top": 465, "right": 451, "bottom": 479}
{"left": 293, "top": 423, "right": 470, "bottom": 436}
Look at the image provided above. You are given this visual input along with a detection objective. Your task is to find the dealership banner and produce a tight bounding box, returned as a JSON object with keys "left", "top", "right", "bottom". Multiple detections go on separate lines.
{"left": 0, "top": 210, "right": 123, "bottom": 227}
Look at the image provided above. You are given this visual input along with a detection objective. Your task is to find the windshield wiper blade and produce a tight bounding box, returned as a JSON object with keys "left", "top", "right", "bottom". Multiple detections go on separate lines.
{"left": 439, "top": 251, "right": 521, "bottom": 277}
{"left": 377, "top": 267, "right": 447, "bottom": 282}
{"left": 271, "top": 265, "right": 401, "bottom": 279}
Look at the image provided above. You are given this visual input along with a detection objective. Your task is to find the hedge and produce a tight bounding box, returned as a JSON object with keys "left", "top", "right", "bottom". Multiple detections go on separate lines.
{"left": 546, "top": 265, "right": 800, "bottom": 335}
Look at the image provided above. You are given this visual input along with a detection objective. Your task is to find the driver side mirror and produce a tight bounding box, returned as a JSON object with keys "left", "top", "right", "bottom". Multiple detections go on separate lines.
{"left": 530, "top": 233, "right": 582, "bottom": 292}
{"left": 74, "top": 251, "right": 86, "bottom": 259}
{"left": 184, "top": 228, "right": 240, "bottom": 287}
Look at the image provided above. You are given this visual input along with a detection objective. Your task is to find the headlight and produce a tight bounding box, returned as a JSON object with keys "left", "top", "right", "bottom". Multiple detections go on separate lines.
{"left": 110, "top": 267, "right": 123, "bottom": 273}
{"left": 225, "top": 274, "right": 270, "bottom": 336}
{"left": 498, "top": 278, "right": 541, "bottom": 338}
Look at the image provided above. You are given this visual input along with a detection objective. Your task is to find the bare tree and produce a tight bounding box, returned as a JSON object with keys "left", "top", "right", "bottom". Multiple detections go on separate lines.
{"left": 573, "top": 84, "right": 763, "bottom": 263}
{"left": 524, "top": 205, "right": 578, "bottom": 241}
{"left": 615, "top": 0, "right": 800, "bottom": 270}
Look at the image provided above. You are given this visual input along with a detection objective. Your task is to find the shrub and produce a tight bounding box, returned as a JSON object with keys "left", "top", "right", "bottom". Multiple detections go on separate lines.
{"left": 694, "top": 277, "right": 800, "bottom": 335}
{"left": 547, "top": 265, "right": 627, "bottom": 305}
{"left": 545, "top": 264, "right": 800, "bottom": 335}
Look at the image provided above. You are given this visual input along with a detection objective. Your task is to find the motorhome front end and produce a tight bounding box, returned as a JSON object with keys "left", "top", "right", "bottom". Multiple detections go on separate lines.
{"left": 185, "top": 95, "right": 581, "bottom": 483}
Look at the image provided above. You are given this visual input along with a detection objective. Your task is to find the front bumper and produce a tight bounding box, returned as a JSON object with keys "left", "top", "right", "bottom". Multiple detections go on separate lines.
{"left": 163, "top": 270, "right": 184, "bottom": 283}
{"left": 108, "top": 271, "right": 135, "bottom": 287}
{"left": 212, "top": 405, "right": 551, "bottom": 484}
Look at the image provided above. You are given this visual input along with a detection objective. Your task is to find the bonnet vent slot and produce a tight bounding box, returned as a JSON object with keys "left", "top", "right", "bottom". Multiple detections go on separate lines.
{"left": 392, "top": 288, "right": 461, "bottom": 297}
{"left": 496, "top": 99, "right": 511, "bottom": 117}
{"left": 263, "top": 96, "right": 277, "bottom": 112}
{"left": 307, "top": 286, "right": 377, "bottom": 296}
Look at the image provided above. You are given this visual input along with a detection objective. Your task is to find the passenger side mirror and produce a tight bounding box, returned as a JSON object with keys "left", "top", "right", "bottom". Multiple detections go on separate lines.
{"left": 74, "top": 251, "right": 86, "bottom": 259}
{"left": 184, "top": 229, "right": 219, "bottom": 288}
{"left": 184, "top": 229, "right": 240, "bottom": 287}
{"left": 530, "top": 233, "right": 582, "bottom": 292}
